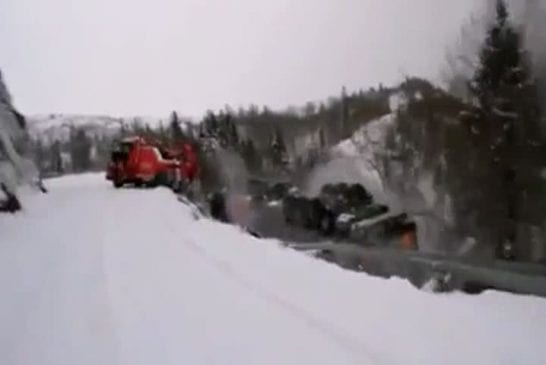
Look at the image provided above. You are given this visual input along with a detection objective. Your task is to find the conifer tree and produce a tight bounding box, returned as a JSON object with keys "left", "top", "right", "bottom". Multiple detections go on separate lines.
{"left": 470, "top": 0, "right": 543, "bottom": 257}
{"left": 169, "top": 111, "right": 186, "bottom": 143}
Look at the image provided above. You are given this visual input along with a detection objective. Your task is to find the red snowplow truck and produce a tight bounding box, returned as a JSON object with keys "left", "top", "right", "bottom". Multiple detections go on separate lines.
{"left": 106, "top": 136, "right": 198, "bottom": 190}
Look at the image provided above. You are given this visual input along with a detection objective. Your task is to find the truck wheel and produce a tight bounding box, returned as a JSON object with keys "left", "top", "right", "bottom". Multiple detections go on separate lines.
{"left": 113, "top": 180, "right": 123, "bottom": 188}
{"left": 149, "top": 172, "right": 167, "bottom": 188}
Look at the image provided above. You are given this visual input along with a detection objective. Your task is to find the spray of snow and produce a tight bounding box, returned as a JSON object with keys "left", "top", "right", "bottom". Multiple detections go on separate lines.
{"left": 305, "top": 113, "right": 397, "bottom": 207}
{"left": 217, "top": 148, "right": 248, "bottom": 193}
{"left": 416, "top": 173, "right": 437, "bottom": 211}
{"left": 388, "top": 92, "right": 409, "bottom": 113}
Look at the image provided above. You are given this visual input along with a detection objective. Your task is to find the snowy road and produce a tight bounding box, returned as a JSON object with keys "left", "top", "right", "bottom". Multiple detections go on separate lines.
{"left": 1, "top": 174, "right": 545, "bottom": 365}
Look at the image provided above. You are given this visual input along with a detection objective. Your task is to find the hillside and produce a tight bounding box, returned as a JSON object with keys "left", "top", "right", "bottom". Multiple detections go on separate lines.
{"left": 26, "top": 114, "right": 164, "bottom": 144}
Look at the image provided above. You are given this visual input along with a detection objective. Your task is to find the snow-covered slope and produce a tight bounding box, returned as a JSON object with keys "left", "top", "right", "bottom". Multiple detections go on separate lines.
{"left": 305, "top": 91, "right": 407, "bottom": 203}
{"left": 28, "top": 114, "right": 123, "bottom": 131}
{"left": 305, "top": 113, "right": 396, "bottom": 208}
{"left": 1, "top": 174, "right": 545, "bottom": 365}
{"left": 27, "top": 114, "right": 123, "bottom": 144}
{"left": 332, "top": 113, "right": 396, "bottom": 159}
{"left": 27, "top": 114, "right": 164, "bottom": 144}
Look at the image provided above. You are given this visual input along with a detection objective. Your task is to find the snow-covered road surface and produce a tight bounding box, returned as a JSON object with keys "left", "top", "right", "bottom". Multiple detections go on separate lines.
{"left": 1, "top": 173, "right": 545, "bottom": 365}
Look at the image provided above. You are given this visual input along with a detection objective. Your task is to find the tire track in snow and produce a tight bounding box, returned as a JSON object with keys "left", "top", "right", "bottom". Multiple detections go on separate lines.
{"left": 161, "top": 215, "right": 388, "bottom": 365}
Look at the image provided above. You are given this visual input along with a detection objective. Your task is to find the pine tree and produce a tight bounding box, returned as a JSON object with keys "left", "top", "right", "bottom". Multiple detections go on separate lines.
{"left": 340, "top": 86, "right": 350, "bottom": 138}
{"left": 203, "top": 111, "right": 218, "bottom": 137}
{"left": 241, "top": 139, "right": 261, "bottom": 172}
{"left": 157, "top": 120, "right": 167, "bottom": 143}
{"left": 70, "top": 129, "right": 92, "bottom": 172}
{"left": 119, "top": 118, "right": 127, "bottom": 137}
{"left": 50, "top": 140, "right": 63, "bottom": 174}
{"left": 270, "top": 129, "right": 287, "bottom": 168}
{"left": 470, "top": 0, "right": 543, "bottom": 258}
{"left": 229, "top": 120, "right": 239, "bottom": 147}
{"left": 319, "top": 128, "right": 326, "bottom": 149}
{"left": 131, "top": 117, "right": 144, "bottom": 134}
{"left": 33, "top": 138, "right": 45, "bottom": 173}
{"left": 472, "top": 0, "right": 528, "bottom": 111}
{"left": 144, "top": 123, "right": 153, "bottom": 137}
{"left": 216, "top": 110, "right": 229, "bottom": 147}
{"left": 218, "top": 112, "right": 238, "bottom": 148}
{"left": 169, "top": 111, "right": 186, "bottom": 143}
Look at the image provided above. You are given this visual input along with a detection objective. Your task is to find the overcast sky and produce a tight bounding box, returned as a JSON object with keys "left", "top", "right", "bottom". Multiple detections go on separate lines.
{"left": 1, "top": 0, "right": 481, "bottom": 117}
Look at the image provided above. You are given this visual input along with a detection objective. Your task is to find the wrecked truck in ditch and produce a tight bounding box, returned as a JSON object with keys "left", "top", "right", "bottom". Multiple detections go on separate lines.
{"left": 282, "top": 182, "right": 417, "bottom": 250}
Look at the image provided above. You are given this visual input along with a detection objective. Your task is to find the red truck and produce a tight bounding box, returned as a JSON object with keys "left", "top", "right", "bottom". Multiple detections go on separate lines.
{"left": 106, "top": 136, "right": 198, "bottom": 190}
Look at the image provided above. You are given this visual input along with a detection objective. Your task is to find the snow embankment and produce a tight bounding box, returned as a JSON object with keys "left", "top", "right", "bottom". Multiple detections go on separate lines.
{"left": 1, "top": 173, "right": 545, "bottom": 365}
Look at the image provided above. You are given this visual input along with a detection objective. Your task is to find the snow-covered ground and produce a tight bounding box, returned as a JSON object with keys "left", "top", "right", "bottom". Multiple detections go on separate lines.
{"left": 1, "top": 174, "right": 545, "bottom": 365}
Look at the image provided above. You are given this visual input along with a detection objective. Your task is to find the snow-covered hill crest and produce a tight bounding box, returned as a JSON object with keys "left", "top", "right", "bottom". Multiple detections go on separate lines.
{"left": 27, "top": 114, "right": 164, "bottom": 144}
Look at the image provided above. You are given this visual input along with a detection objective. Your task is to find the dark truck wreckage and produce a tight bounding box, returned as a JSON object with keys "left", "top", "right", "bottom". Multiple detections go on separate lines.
{"left": 282, "top": 183, "right": 417, "bottom": 250}
{"left": 210, "top": 179, "right": 417, "bottom": 251}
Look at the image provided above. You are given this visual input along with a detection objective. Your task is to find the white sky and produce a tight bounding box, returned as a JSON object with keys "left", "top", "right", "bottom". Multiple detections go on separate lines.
{"left": 1, "top": 0, "right": 480, "bottom": 117}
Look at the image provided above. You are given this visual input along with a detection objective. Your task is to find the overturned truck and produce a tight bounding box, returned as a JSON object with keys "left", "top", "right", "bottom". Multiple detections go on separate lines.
{"left": 282, "top": 183, "right": 417, "bottom": 250}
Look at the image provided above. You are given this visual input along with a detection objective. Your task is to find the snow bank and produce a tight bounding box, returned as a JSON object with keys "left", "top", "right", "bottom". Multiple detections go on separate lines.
{"left": 1, "top": 173, "right": 545, "bottom": 365}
